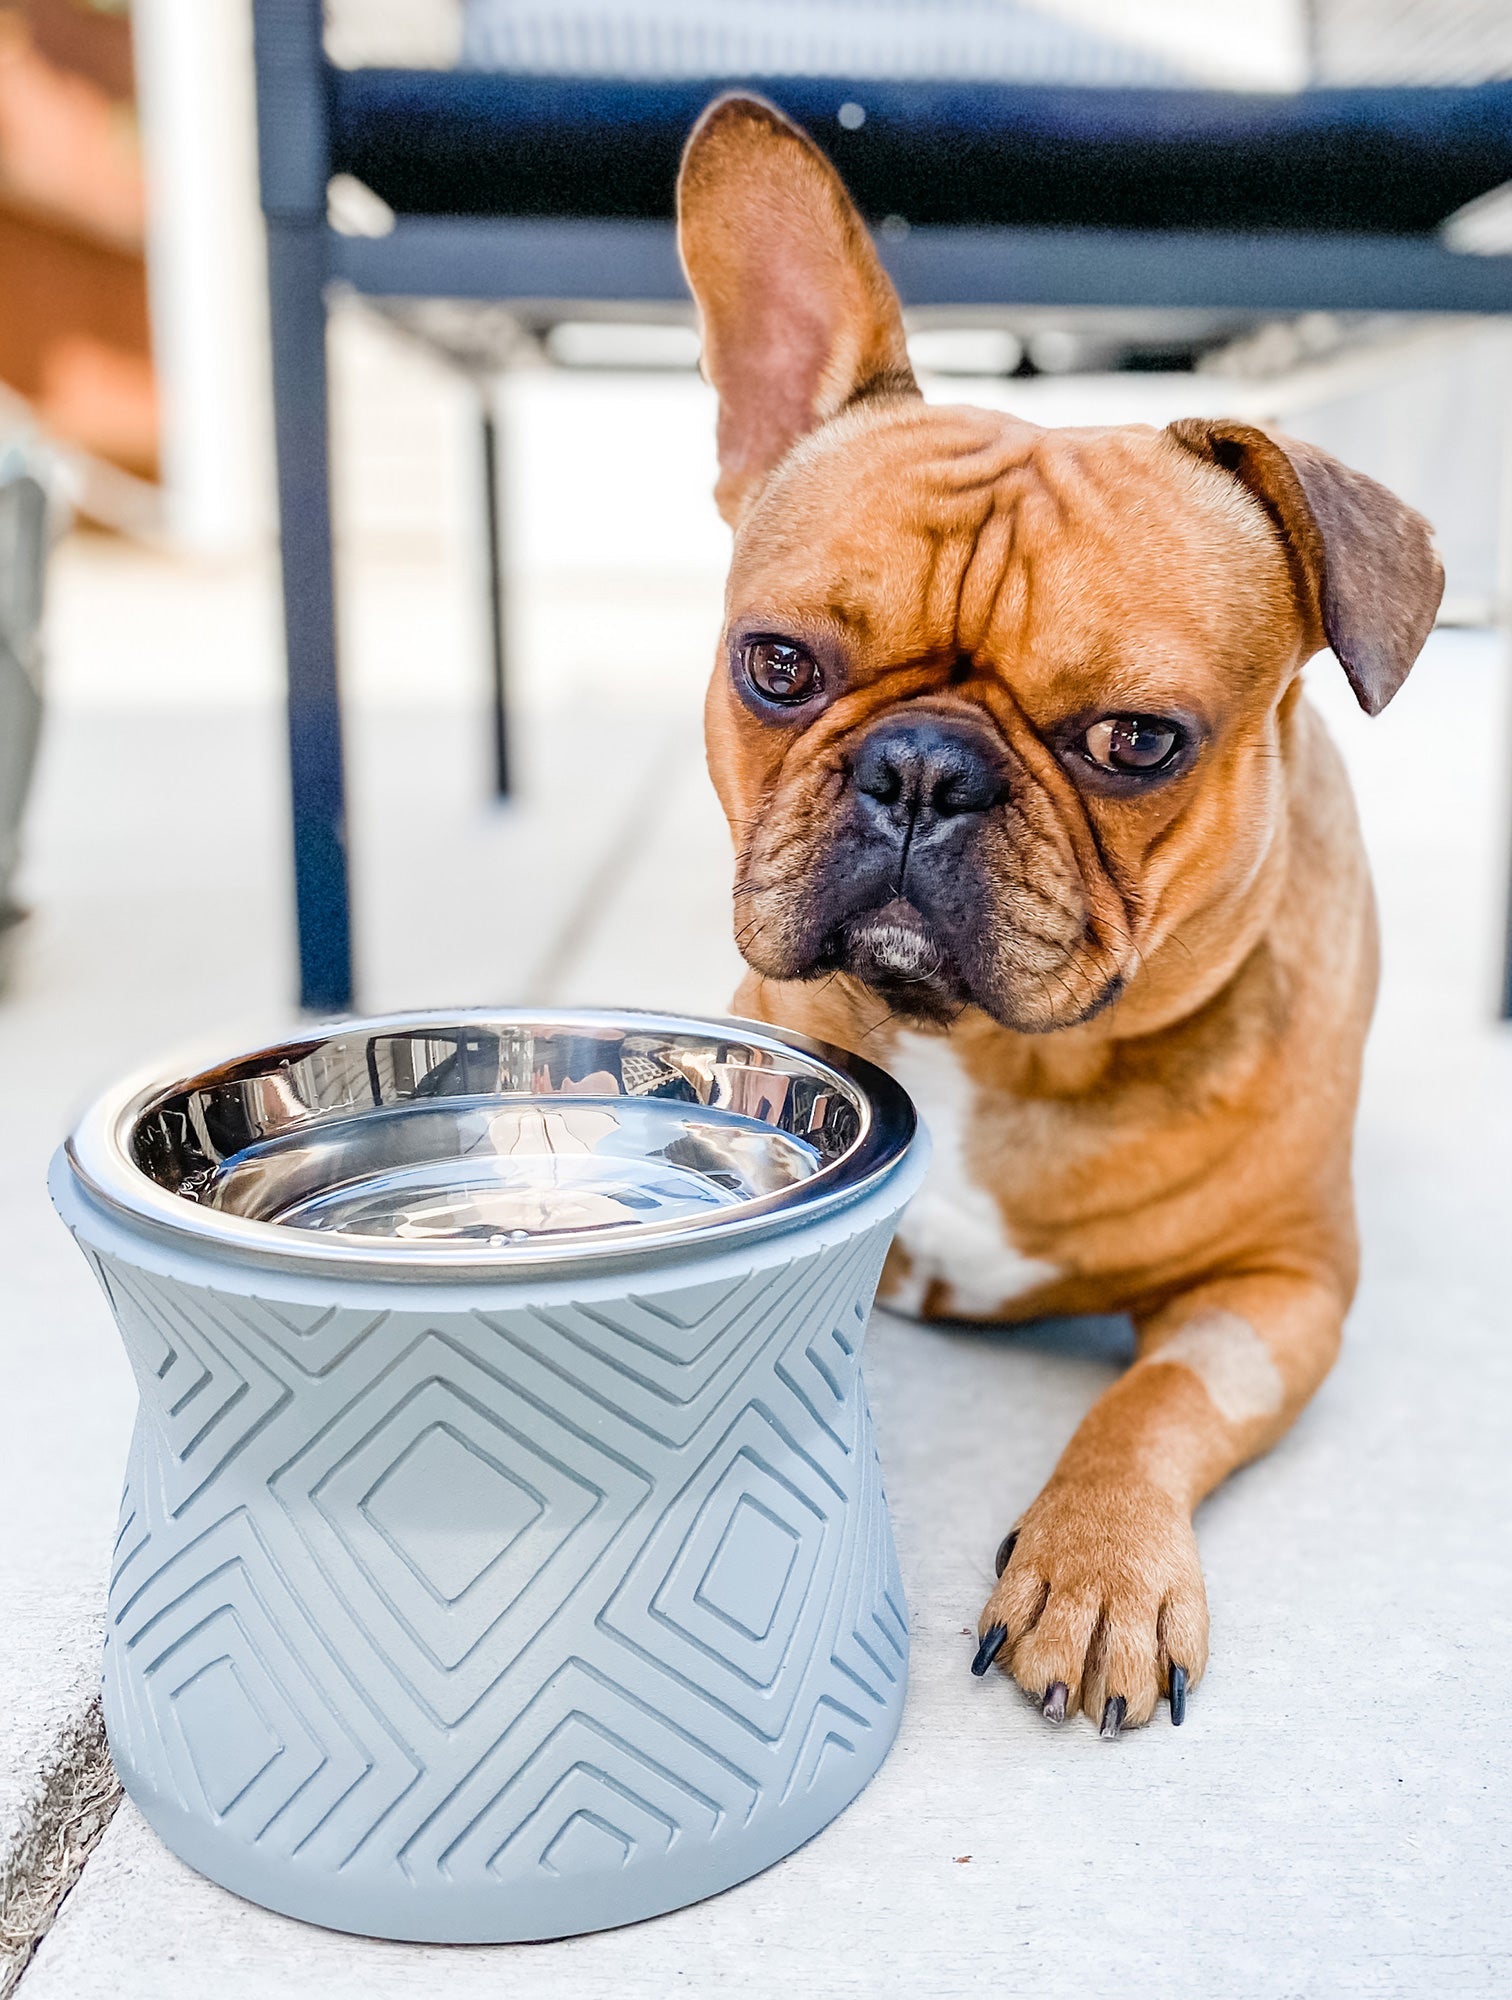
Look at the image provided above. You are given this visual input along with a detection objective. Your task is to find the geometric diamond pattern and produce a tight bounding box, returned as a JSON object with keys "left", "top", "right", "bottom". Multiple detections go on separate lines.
{"left": 643, "top": 1437, "right": 825, "bottom": 1706}
{"left": 310, "top": 1375, "right": 595, "bottom": 1679}
{"left": 168, "top": 1652, "right": 282, "bottom": 1817}
{"left": 278, "top": 1328, "right": 650, "bottom": 1723}
{"left": 697, "top": 1491, "right": 801, "bottom": 1642}
{"left": 61, "top": 1169, "right": 919, "bottom": 1944}
{"left": 362, "top": 1421, "right": 543, "bottom": 1606}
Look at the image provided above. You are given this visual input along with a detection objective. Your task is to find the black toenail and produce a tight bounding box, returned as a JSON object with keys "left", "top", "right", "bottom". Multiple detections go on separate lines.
{"left": 971, "top": 1624, "right": 1008, "bottom": 1676}
{"left": 994, "top": 1530, "right": 1018, "bottom": 1577}
{"left": 1169, "top": 1664, "right": 1187, "bottom": 1726}
{"left": 1100, "top": 1694, "right": 1127, "bottom": 1739}
{"left": 1042, "top": 1681, "right": 1068, "bottom": 1723}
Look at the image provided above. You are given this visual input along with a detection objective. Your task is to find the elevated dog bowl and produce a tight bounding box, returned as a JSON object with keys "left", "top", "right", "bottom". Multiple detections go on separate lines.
{"left": 52, "top": 1010, "right": 926, "bottom": 1943}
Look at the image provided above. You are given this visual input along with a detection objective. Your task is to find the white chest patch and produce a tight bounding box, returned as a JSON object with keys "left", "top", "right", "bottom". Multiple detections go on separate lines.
{"left": 883, "top": 1030, "right": 1062, "bottom": 1318}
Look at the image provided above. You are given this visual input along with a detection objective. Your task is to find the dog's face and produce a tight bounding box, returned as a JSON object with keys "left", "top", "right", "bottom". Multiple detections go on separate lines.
{"left": 710, "top": 402, "right": 1308, "bottom": 1032}
{"left": 679, "top": 98, "right": 1443, "bottom": 1033}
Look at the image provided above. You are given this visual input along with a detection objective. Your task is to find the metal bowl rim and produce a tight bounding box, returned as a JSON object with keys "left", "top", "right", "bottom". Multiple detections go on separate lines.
{"left": 64, "top": 1007, "right": 918, "bottom": 1277}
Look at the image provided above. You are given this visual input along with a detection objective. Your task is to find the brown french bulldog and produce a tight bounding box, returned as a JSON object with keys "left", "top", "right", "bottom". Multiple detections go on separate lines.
{"left": 676, "top": 95, "right": 1443, "bottom": 1734}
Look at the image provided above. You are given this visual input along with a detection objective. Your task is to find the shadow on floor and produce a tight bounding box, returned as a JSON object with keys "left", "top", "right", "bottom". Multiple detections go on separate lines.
{"left": 905, "top": 1310, "right": 1138, "bottom": 1369}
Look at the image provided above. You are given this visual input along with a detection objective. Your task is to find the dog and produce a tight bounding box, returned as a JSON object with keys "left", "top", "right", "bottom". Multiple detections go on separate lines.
{"left": 674, "top": 95, "right": 1443, "bottom": 1734}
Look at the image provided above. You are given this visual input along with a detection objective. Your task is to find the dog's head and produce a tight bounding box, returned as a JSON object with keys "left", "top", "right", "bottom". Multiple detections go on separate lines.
{"left": 678, "top": 96, "right": 1444, "bottom": 1033}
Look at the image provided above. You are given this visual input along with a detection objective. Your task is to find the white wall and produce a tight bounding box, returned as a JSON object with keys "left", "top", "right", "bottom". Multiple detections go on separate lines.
{"left": 132, "top": 0, "right": 272, "bottom": 554}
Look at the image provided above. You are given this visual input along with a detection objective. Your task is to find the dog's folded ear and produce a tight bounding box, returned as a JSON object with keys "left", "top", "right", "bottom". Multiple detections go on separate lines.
{"left": 1166, "top": 418, "right": 1443, "bottom": 715}
{"left": 678, "top": 93, "right": 919, "bottom": 526}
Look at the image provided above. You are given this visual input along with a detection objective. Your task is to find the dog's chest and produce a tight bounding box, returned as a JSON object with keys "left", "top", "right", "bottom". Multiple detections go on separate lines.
{"left": 882, "top": 1030, "right": 1062, "bottom": 1317}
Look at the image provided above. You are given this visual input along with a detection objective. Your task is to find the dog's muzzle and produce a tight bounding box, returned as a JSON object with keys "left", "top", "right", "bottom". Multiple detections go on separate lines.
{"left": 815, "top": 710, "right": 1010, "bottom": 1009}
{"left": 850, "top": 711, "right": 1011, "bottom": 833}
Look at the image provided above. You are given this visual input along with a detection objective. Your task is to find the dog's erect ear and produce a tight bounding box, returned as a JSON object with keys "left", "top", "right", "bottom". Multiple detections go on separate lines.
{"left": 678, "top": 93, "right": 918, "bottom": 526}
{"left": 1166, "top": 418, "right": 1443, "bottom": 715}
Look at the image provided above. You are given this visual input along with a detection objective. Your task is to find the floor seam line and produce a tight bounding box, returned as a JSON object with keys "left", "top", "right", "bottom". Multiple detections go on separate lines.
{"left": 0, "top": 1695, "right": 121, "bottom": 1997}
{"left": 521, "top": 718, "right": 699, "bottom": 1006}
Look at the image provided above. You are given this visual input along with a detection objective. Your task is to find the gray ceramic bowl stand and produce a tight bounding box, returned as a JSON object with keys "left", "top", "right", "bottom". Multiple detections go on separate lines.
{"left": 52, "top": 1022, "right": 925, "bottom": 1943}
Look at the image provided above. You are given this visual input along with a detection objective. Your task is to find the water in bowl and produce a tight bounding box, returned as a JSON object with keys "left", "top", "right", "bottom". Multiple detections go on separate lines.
{"left": 199, "top": 1095, "right": 825, "bottom": 1245}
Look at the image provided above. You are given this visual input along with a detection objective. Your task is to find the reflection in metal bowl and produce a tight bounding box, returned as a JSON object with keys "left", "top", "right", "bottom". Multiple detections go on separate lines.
{"left": 67, "top": 1009, "right": 916, "bottom": 1275}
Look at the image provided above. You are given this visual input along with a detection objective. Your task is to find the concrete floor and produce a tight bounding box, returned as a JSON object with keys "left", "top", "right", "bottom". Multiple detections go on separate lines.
{"left": 2, "top": 345, "right": 1510, "bottom": 1995}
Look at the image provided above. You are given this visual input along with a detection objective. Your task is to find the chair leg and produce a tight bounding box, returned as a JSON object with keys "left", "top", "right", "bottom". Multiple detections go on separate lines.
{"left": 481, "top": 389, "right": 511, "bottom": 798}
{"left": 1502, "top": 766, "right": 1512, "bottom": 1017}
{"left": 266, "top": 218, "right": 354, "bottom": 1012}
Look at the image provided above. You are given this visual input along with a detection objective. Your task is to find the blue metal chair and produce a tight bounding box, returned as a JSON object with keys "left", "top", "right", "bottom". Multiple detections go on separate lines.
{"left": 251, "top": 0, "right": 1512, "bottom": 1013}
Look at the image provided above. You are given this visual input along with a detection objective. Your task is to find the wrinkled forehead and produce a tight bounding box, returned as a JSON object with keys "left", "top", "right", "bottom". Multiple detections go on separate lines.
{"left": 727, "top": 402, "right": 1297, "bottom": 697}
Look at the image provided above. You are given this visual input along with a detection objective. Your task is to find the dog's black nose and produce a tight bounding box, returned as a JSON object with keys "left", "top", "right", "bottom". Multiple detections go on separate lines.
{"left": 851, "top": 714, "right": 1007, "bottom": 831}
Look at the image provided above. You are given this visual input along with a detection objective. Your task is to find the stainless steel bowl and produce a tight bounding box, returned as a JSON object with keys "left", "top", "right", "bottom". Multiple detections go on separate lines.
{"left": 66, "top": 1009, "right": 916, "bottom": 1276}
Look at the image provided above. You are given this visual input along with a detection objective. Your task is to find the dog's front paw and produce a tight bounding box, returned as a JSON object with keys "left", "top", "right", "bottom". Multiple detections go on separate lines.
{"left": 972, "top": 1479, "right": 1209, "bottom": 1733}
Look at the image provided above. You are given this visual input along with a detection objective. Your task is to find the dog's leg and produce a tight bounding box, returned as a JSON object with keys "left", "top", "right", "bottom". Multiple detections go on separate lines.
{"left": 974, "top": 1268, "right": 1346, "bottom": 1732}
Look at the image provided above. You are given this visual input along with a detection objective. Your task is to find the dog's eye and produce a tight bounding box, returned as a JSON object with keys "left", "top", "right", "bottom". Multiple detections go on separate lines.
{"left": 742, "top": 639, "right": 822, "bottom": 706}
{"left": 1083, "top": 715, "right": 1181, "bottom": 774}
